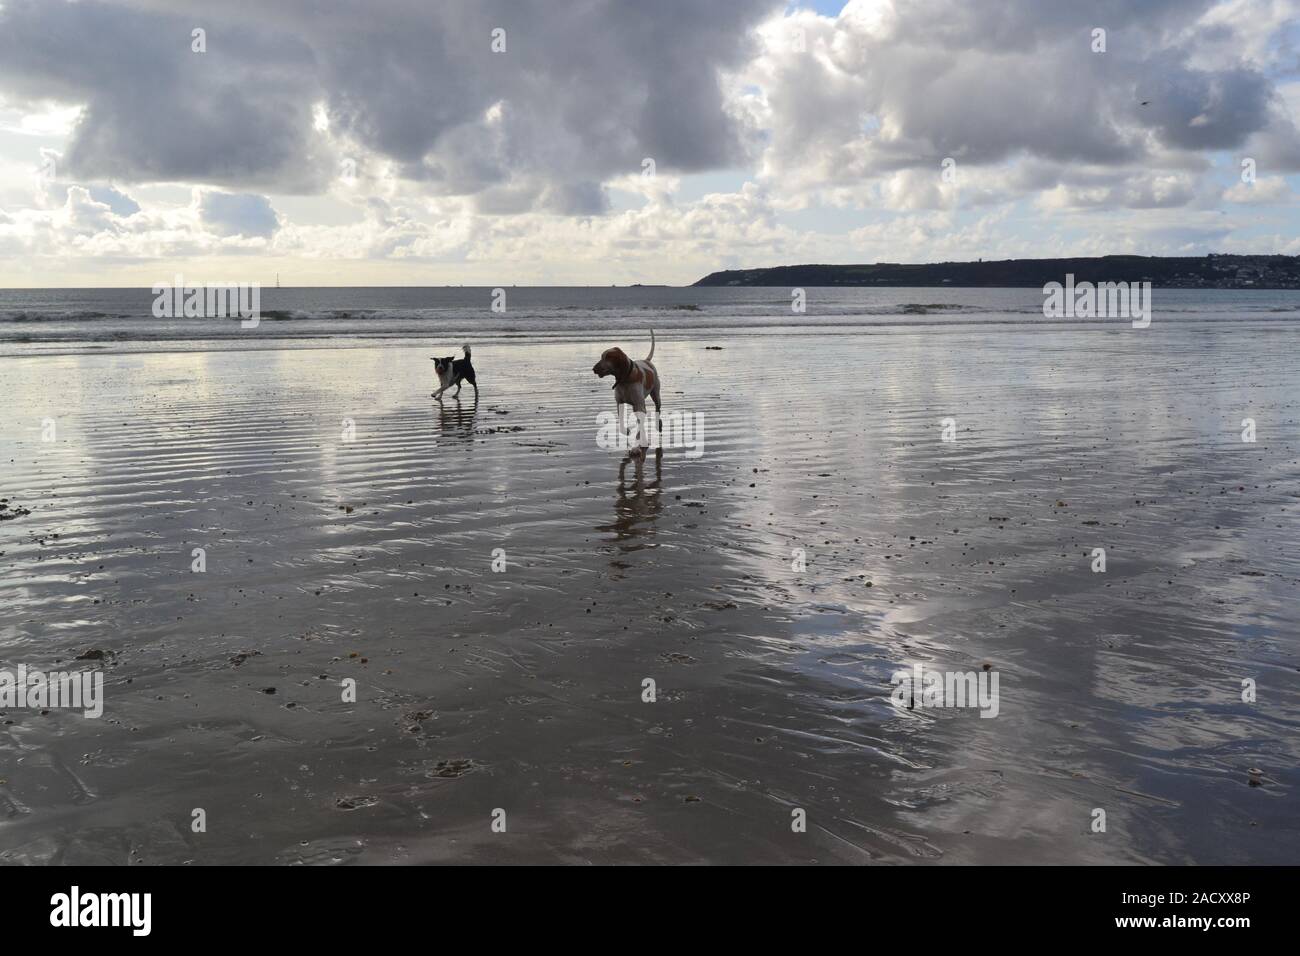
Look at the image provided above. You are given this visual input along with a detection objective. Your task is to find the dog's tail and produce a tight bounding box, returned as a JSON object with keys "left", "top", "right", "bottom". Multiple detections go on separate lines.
{"left": 646, "top": 329, "right": 655, "bottom": 362}
{"left": 462, "top": 344, "right": 472, "bottom": 358}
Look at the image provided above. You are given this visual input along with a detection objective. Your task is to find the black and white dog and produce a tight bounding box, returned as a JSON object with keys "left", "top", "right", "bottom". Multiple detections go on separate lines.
{"left": 431, "top": 345, "right": 477, "bottom": 400}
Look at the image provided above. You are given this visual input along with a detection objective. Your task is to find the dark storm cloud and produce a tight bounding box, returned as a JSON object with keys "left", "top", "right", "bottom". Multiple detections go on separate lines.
{"left": 0, "top": 0, "right": 777, "bottom": 203}
{"left": 1135, "top": 57, "right": 1276, "bottom": 150}
{"left": 0, "top": 0, "right": 323, "bottom": 191}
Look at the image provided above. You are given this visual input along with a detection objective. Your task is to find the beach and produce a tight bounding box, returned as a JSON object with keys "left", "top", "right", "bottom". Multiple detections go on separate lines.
{"left": 1, "top": 303, "right": 1298, "bottom": 864}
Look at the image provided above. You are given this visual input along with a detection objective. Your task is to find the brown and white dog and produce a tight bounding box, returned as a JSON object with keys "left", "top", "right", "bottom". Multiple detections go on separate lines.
{"left": 593, "top": 330, "right": 661, "bottom": 454}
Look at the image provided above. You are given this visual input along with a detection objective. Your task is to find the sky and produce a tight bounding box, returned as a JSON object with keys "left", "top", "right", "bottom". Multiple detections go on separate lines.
{"left": 0, "top": 0, "right": 1299, "bottom": 287}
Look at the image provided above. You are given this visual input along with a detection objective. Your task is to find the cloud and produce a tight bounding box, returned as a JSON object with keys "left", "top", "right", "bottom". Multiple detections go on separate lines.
{"left": 87, "top": 185, "right": 140, "bottom": 217}
{"left": 1135, "top": 58, "right": 1274, "bottom": 151}
{"left": 1224, "top": 175, "right": 1296, "bottom": 203}
{"left": 0, "top": 0, "right": 777, "bottom": 207}
{"left": 198, "top": 191, "right": 281, "bottom": 238}
{"left": 0, "top": 0, "right": 327, "bottom": 192}
{"left": 736, "top": 0, "right": 1300, "bottom": 209}
{"left": 0, "top": 0, "right": 1298, "bottom": 281}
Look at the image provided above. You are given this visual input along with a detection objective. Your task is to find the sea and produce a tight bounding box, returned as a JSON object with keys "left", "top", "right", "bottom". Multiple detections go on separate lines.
{"left": 2, "top": 285, "right": 1298, "bottom": 355}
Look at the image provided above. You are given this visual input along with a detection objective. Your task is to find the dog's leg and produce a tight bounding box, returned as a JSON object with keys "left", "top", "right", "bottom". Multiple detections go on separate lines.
{"left": 651, "top": 381, "right": 663, "bottom": 429}
{"left": 616, "top": 399, "right": 634, "bottom": 454}
{"left": 629, "top": 398, "right": 649, "bottom": 458}
{"left": 453, "top": 381, "right": 461, "bottom": 398}
{"left": 619, "top": 452, "right": 635, "bottom": 483}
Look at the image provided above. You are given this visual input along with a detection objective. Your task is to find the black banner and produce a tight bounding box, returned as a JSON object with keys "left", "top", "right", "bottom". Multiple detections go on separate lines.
{"left": 6, "top": 865, "right": 1288, "bottom": 942}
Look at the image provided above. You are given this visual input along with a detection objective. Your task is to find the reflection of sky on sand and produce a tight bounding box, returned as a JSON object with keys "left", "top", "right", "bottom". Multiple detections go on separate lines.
{"left": 0, "top": 321, "right": 1296, "bottom": 863}
{"left": 664, "top": 323, "right": 1300, "bottom": 862}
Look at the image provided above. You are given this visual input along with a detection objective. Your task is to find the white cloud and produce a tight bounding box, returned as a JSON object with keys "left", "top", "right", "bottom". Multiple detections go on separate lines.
{"left": 1224, "top": 175, "right": 1297, "bottom": 203}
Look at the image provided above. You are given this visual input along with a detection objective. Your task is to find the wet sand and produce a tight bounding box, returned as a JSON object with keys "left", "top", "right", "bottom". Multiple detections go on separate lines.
{"left": 1, "top": 324, "right": 1298, "bottom": 864}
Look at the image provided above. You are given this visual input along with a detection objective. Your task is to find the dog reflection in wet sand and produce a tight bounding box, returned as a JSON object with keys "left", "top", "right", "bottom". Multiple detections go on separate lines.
{"left": 437, "top": 395, "right": 478, "bottom": 438}
{"left": 592, "top": 330, "right": 661, "bottom": 458}
{"left": 608, "top": 445, "right": 663, "bottom": 547}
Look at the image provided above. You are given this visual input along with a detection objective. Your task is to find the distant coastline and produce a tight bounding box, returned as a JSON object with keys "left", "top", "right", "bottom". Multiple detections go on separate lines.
{"left": 693, "top": 254, "right": 1300, "bottom": 289}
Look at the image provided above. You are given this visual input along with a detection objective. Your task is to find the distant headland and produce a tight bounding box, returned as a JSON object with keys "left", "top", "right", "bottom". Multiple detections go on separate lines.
{"left": 692, "top": 254, "right": 1300, "bottom": 290}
